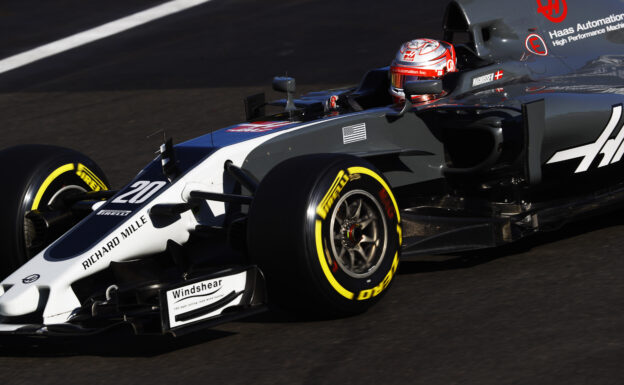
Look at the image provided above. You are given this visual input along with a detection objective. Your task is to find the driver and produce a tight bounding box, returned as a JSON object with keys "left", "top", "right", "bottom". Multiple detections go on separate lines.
{"left": 389, "top": 38, "right": 457, "bottom": 103}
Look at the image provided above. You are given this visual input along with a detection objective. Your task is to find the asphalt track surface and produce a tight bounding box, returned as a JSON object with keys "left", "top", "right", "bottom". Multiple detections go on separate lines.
{"left": 0, "top": 1, "right": 623, "bottom": 384}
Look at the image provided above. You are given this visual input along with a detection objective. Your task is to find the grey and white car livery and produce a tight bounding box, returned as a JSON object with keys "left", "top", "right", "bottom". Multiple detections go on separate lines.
{"left": 0, "top": 0, "right": 623, "bottom": 335}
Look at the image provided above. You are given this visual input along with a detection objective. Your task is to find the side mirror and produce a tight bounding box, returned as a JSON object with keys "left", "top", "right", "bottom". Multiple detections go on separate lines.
{"left": 273, "top": 76, "right": 296, "bottom": 112}
{"left": 404, "top": 80, "right": 443, "bottom": 99}
{"left": 272, "top": 76, "right": 296, "bottom": 93}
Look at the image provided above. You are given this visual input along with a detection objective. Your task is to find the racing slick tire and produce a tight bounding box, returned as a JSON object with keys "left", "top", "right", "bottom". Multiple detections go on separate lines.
{"left": 0, "top": 145, "right": 109, "bottom": 279}
{"left": 248, "top": 154, "right": 401, "bottom": 317}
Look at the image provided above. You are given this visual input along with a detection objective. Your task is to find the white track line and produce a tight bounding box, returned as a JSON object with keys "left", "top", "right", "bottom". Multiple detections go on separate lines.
{"left": 0, "top": 0, "right": 214, "bottom": 75}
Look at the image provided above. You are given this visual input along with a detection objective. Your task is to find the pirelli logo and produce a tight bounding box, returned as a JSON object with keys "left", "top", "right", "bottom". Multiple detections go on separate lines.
{"left": 316, "top": 170, "right": 349, "bottom": 220}
{"left": 76, "top": 163, "right": 107, "bottom": 191}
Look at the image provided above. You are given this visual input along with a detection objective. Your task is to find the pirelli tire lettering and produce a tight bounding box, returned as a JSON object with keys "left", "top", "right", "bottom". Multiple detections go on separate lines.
{"left": 248, "top": 154, "right": 401, "bottom": 316}
{"left": 31, "top": 162, "right": 108, "bottom": 211}
{"left": 0, "top": 145, "right": 109, "bottom": 279}
{"left": 313, "top": 166, "right": 401, "bottom": 304}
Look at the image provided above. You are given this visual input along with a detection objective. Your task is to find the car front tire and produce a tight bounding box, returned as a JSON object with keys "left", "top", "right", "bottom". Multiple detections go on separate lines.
{"left": 0, "top": 145, "right": 109, "bottom": 279}
{"left": 248, "top": 154, "right": 401, "bottom": 316}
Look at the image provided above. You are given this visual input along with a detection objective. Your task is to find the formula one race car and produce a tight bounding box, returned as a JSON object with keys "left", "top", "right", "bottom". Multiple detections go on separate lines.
{"left": 1, "top": 0, "right": 623, "bottom": 336}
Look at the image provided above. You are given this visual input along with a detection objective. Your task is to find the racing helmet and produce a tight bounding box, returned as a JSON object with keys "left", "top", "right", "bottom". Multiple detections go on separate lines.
{"left": 389, "top": 38, "right": 457, "bottom": 103}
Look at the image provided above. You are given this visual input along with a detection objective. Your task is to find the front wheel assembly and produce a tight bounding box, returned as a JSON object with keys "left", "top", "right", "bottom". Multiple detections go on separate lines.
{"left": 248, "top": 154, "right": 401, "bottom": 316}
{"left": 0, "top": 145, "right": 109, "bottom": 279}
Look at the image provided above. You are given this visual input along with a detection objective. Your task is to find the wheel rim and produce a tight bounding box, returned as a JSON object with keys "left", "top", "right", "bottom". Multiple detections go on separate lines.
{"left": 23, "top": 184, "right": 86, "bottom": 258}
{"left": 329, "top": 189, "right": 388, "bottom": 278}
{"left": 47, "top": 185, "right": 86, "bottom": 209}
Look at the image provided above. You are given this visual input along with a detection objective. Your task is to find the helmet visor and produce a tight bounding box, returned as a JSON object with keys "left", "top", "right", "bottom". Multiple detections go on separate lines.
{"left": 390, "top": 73, "right": 422, "bottom": 92}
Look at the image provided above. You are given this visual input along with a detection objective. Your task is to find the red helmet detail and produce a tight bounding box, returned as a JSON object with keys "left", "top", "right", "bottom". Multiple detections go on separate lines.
{"left": 389, "top": 39, "right": 457, "bottom": 102}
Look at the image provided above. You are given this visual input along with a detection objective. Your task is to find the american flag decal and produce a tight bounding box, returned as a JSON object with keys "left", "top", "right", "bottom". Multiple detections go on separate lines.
{"left": 342, "top": 123, "right": 367, "bottom": 144}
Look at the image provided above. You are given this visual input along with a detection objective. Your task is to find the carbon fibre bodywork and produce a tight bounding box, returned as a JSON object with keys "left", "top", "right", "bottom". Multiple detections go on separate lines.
{"left": 0, "top": 0, "right": 623, "bottom": 335}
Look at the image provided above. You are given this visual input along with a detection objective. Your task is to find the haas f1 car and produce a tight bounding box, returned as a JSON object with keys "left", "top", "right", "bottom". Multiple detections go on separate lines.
{"left": 0, "top": 0, "right": 623, "bottom": 336}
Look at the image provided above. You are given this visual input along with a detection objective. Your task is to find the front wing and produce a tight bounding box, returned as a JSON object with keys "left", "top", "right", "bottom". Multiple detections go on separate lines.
{"left": 0, "top": 266, "right": 266, "bottom": 337}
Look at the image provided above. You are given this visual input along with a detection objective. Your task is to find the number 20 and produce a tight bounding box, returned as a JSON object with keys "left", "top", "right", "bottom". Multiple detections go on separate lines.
{"left": 112, "top": 180, "right": 166, "bottom": 204}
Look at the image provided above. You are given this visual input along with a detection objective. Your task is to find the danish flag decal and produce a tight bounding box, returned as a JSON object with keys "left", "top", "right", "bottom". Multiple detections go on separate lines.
{"left": 547, "top": 105, "right": 624, "bottom": 173}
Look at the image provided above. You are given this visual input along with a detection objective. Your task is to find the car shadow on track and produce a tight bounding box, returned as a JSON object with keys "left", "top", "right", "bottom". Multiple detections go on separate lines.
{"left": 214, "top": 210, "right": 624, "bottom": 325}
{"left": 2, "top": 211, "right": 622, "bottom": 356}
{"left": 398, "top": 210, "right": 624, "bottom": 275}
{"left": 0, "top": 325, "right": 235, "bottom": 357}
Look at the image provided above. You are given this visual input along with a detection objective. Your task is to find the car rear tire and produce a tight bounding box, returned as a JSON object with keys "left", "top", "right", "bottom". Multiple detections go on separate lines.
{"left": 248, "top": 154, "right": 401, "bottom": 317}
{"left": 0, "top": 145, "right": 109, "bottom": 279}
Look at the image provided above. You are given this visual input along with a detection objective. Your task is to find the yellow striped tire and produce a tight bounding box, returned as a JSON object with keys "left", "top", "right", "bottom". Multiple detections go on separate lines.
{"left": 248, "top": 154, "right": 401, "bottom": 316}
{"left": 0, "top": 145, "right": 108, "bottom": 279}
